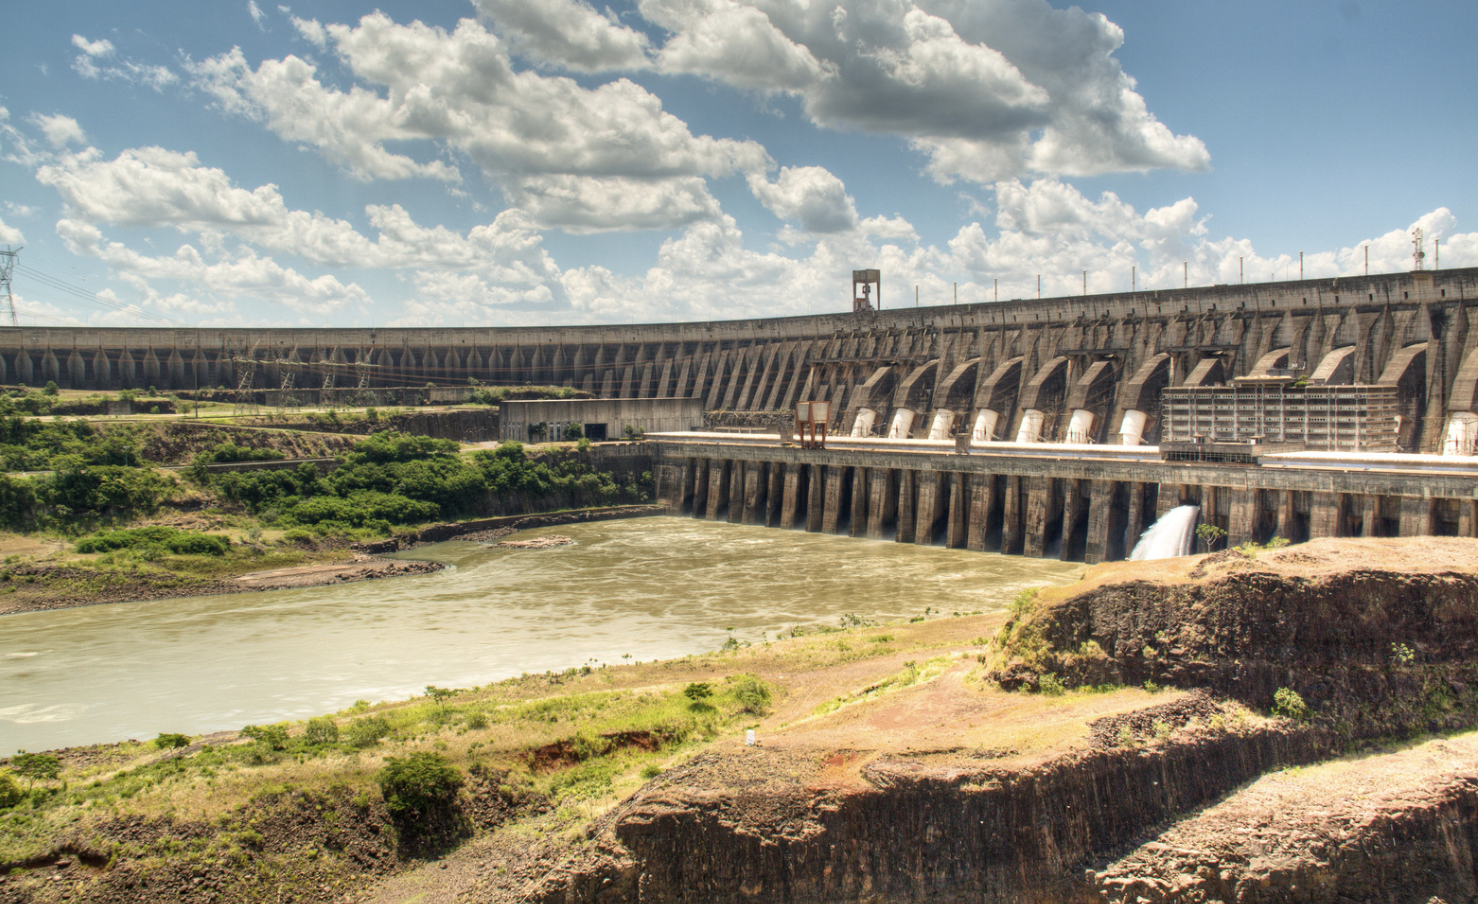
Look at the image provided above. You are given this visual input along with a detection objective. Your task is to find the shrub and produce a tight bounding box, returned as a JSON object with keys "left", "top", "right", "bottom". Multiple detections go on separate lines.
{"left": 682, "top": 682, "right": 713, "bottom": 705}
{"left": 346, "top": 715, "right": 391, "bottom": 748}
{"left": 303, "top": 718, "right": 339, "bottom": 746}
{"left": 465, "top": 712, "right": 489, "bottom": 730}
{"left": 155, "top": 732, "right": 191, "bottom": 749}
{"left": 730, "top": 675, "right": 772, "bottom": 714}
{"left": 1272, "top": 687, "right": 1309, "bottom": 721}
{"left": 241, "top": 723, "right": 290, "bottom": 750}
{"left": 77, "top": 526, "right": 228, "bottom": 556}
{"left": 1037, "top": 673, "right": 1066, "bottom": 696}
{"left": 377, "top": 752, "right": 463, "bottom": 818}
{"left": 0, "top": 772, "right": 22, "bottom": 808}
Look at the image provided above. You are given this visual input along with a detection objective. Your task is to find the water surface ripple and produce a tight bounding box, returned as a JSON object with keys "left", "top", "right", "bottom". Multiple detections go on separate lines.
{"left": 0, "top": 517, "right": 1082, "bottom": 752}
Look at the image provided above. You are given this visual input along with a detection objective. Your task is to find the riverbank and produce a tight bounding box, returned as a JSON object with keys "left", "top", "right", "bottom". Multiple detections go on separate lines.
{"left": 0, "top": 505, "right": 663, "bottom": 615}
{"left": 5, "top": 537, "right": 1478, "bottom": 903}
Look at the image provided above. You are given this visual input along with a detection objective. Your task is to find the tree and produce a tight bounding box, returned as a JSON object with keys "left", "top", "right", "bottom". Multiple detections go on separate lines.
{"left": 1195, "top": 522, "right": 1227, "bottom": 553}
{"left": 425, "top": 685, "right": 455, "bottom": 710}
{"left": 11, "top": 752, "right": 60, "bottom": 786}
{"left": 682, "top": 682, "right": 713, "bottom": 707}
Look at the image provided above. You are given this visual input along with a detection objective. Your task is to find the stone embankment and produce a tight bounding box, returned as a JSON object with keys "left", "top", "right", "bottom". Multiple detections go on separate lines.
{"left": 518, "top": 538, "right": 1478, "bottom": 904}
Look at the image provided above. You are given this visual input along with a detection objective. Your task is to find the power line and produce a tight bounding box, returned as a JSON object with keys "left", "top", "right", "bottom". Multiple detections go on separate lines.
{"left": 13, "top": 262, "right": 187, "bottom": 327}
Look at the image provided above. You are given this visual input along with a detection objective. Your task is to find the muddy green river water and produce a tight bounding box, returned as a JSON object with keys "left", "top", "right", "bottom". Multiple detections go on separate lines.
{"left": 0, "top": 517, "right": 1083, "bottom": 752}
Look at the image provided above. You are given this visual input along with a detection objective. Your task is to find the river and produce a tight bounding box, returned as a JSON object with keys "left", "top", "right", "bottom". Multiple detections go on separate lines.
{"left": 0, "top": 517, "right": 1083, "bottom": 753}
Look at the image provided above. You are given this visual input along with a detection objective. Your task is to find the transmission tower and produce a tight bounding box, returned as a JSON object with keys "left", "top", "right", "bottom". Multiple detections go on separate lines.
{"left": 0, "top": 247, "right": 22, "bottom": 326}
{"left": 233, "top": 341, "right": 261, "bottom": 414}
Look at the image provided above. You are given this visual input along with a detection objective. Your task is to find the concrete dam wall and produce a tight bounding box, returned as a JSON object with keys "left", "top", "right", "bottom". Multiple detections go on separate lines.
{"left": 9, "top": 267, "right": 1478, "bottom": 455}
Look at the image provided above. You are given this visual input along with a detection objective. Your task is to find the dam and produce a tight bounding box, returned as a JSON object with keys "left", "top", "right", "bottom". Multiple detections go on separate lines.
{"left": 10, "top": 266, "right": 1478, "bottom": 561}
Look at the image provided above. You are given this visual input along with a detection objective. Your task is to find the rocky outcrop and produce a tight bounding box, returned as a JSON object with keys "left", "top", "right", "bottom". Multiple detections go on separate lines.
{"left": 527, "top": 539, "right": 1478, "bottom": 904}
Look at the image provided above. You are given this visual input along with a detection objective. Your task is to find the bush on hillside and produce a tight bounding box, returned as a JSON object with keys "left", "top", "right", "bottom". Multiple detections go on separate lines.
{"left": 76, "top": 525, "right": 228, "bottom": 556}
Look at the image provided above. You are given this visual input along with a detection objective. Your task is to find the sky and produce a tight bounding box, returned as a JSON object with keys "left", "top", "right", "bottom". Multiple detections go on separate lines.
{"left": 1, "top": 0, "right": 1475, "bottom": 329}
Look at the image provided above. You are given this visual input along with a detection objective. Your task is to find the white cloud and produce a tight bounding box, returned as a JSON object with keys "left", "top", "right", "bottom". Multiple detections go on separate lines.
{"left": 56, "top": 218, "right": 371, "bottom": 317}
{"left": 0, "top": 215, "right": 23, "bottom": 244}
{"left": 187, "top": 13, "right": 769, "bottom": 230}
{"left": 292, "top": 17, "right": 328, "bottom": 48}
{"left": 507, "top": 175, "right": 721, "bottom": 233}
{"left": 70, "top": 33, "right": 177, "bottom": 90}
{"left": 248, "top": 1, "right": 267, "bottom": 28}
{"left": 70, "top": 35, "right": 114, "bottom": 58}
{"left": 747, "top": 166, "right": 858, "bottom": 233}
{"left": 29, "top": 113, "right": 85, "bottom": 149}
{"left": 656, "top": 2, "right": 827, "bottom": 91}
{"left": 636, "top": 0, "right": 1207, "bottom": 182}
{"left": 474, "top": 0, "right": 651, "bottom": 71}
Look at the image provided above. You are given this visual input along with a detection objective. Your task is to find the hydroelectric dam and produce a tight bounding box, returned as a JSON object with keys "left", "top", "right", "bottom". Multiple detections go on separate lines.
{"left": 10, "top": 266, "right": 1478, "bottom": 562}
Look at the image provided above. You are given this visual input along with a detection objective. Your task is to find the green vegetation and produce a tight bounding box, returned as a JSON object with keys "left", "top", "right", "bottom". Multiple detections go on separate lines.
{"left": 378, "top": 752, "right": 463, "bottom": 818}
{"left": 10, "top": 752, "right": 60, "bottom": 785}
{"left": 0, "top": 771, "right": 22, "bottom": 809}
{"left": 75, "top": 525, "right": 229, "bottom": 556}
{"left": 199, "top": 433, "right": 650, "bottom": 534}
{"left": 1195, "top": 522, "right": 1227, "bottom": 553}
{"left": 1272, "top": 686, "right": 1309, "bottom": 721}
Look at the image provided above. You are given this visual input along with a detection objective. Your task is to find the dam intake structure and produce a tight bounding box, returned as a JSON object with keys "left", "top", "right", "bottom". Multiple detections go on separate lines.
{"left": 13, "top": 266, "right": 1478, "bottom": 562}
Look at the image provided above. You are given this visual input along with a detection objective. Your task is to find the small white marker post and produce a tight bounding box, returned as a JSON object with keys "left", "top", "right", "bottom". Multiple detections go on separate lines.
{"left": 745, "top": 729, "right": 756, "bottom": 747}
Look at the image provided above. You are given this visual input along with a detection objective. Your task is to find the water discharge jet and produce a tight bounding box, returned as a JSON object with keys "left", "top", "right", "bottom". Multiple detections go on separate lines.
{"left": 1129, "top": 505, "right": 1200, "bottom": 560}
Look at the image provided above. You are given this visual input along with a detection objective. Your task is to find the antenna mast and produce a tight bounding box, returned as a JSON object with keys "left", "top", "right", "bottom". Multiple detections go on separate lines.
{"left": 1413, "top": 227, "right": 1426, "bottom": 271}
{"left": 0, "top": 247, "right": 21, "bottom": 326}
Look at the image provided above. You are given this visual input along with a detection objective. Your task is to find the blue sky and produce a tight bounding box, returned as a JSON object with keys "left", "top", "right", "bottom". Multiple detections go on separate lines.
{"left": 1, "top": 0, "right": 1474, "bottom": 328}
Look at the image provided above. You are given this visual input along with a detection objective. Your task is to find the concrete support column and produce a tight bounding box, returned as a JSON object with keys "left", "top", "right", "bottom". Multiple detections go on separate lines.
{"left": 1002, "top": 476, "right": 1024, "bottom": 555}
{"left": 705, "top": 461, "right": 729, "bottom": 520}
{"left": 895, "top": 470, "right": 917, "bottom": 544}
{"left": 655, "top": 461, "right": 685, "bottom": 514}
{"left": 742, "top": 463, "right": 766, "bottom": 525}
{"left": 1309, "top": 491, "right": 1341, "bottom": 539}
{"left": 914, "top": 471, "right": 947, "bottom": 545}
{"left": 1460, "top": 500, "right": 1478, "bottom": 539}
{"left": 966, "top": 474, "right": 997, "bottom": 552}
{"left": 1226, "top": 489, "right": 1258, "bottom": 548}
{"left": 1361, "top": 495, "right": 1380, "bottom": 538}
{"left": 680, "top": 459, "right": 697, "bottom": 515}
{"left": 1024, "top": 476, "right": 1054, "bottom": 558}
{"left": 849, "top": 468, "right": 870, "bottom": 538}
{"left": 765, "top": 466, "right": 785, "bottom": 527}
{"left": 1123, "top": 482, "right": 1145, "bottom": 555}
{"left": 806, "top": 464, "right": 826, "bottom": 533}
{"left": 1275, "top": 490, "right": 1296, "bottom": 541}
{"left": 1400, "top": 496, "right": 1433, "bottom": 537}
{"left": 822, "top": 465, "right": 848, "bottom": 535}
{"left": 1059, "top": 479, "right": 1084, "bottom": 562}
{"left": 1156, "top": 485, "right": 1183, "bottom": 519}
{"left": 1084, "top": 480, "right": 1118, "bottom": 564}
{"left": 692, "top": 459, "right": 710, "bottom": 520}
{"left": 727, "top": 462, "right": 745, "bottom": 524}
{"left": 867, "top": 468, "right": 896, "bottom": 540}
{"left": 946, "top": 473, "right": 969, "bottom": 550}
{"left": 780, "top": 463, "right": 803, "bottom": 529}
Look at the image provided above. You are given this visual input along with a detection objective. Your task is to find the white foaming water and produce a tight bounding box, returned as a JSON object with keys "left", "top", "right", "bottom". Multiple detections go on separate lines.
{"left": 1129, "top": 505, "right": 1201, "bottom": 561}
